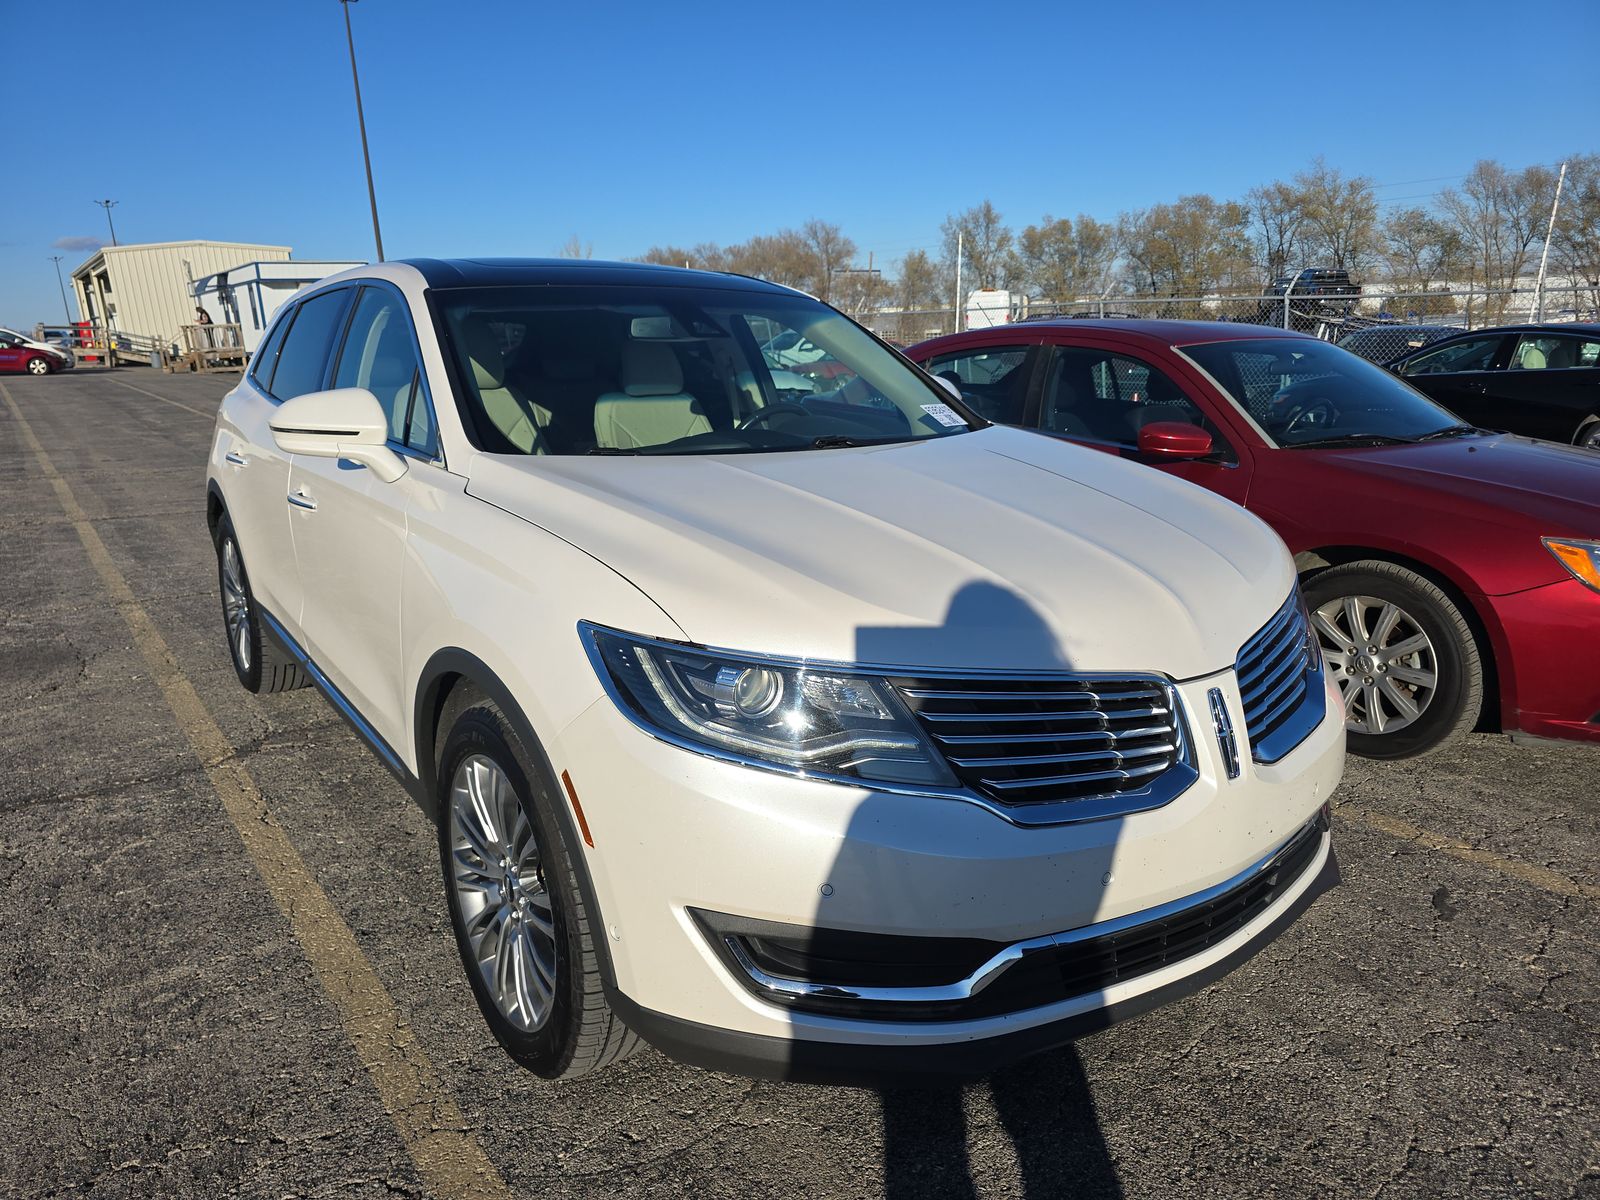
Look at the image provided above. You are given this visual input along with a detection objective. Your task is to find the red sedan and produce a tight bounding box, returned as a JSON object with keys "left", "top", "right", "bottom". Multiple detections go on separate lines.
{"left": 910, "top": 320, "right": 1600, "bottom": 759}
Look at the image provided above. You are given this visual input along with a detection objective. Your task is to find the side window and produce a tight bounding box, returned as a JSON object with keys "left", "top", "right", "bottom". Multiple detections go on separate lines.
{"left": 1042, "top": 346, "right": 1233, "bottom": 460}
{"left": 332, "top": 286, "right": 427, "bottom": 448}
{"left": 924, "top": 346, "right": 1032, "bottom": 423}
{"left": 1510, "top": 334, "right": 1596, "bottom": 371}
{"left": 250, "top": 310, "right": 292, "bottom": 391}
{"left": 268, "top": 288, "right": 351, "bottom": 401}
{"left": 1402, "top": 336, "right": 1501, "bottom": 376}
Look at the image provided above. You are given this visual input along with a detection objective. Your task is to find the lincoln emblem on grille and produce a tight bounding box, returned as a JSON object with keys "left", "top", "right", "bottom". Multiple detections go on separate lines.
{"left": 1208, "top": 687, "right": 1240, "bottom": 780}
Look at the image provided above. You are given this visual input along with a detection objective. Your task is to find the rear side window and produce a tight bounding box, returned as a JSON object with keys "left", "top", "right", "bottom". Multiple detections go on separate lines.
{"left": 924, "top": 346, "right": 1033, "bottom": 424}
{"left": 250, "top": 311, "right": 292, "bottom": 390}
{"left": 1510, "top": 333, "right": 1600, "bottom": 371}
{"left": 268, "top": 289, "right": 351, "bottom": 400}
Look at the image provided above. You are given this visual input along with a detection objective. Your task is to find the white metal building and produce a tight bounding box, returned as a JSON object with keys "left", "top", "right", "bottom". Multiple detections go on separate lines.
{"left": 70, "top": 240, "right": 292, "bottom": 343}
{"left": 193, "top": 260, "right": 365, "bottom": 352}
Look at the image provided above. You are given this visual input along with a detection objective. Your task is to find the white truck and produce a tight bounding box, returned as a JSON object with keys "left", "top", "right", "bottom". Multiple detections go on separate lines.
{"left": 965, "top": 288, "right": 1014, "bottom": 329}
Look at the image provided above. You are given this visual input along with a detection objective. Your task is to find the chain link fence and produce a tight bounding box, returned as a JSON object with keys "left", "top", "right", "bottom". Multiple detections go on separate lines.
{"left": 856, "top": 284, "right": 1600, "bottom": 364}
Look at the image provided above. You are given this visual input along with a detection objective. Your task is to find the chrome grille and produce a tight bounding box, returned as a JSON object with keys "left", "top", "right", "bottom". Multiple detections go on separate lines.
{"left": 892, "top": 674, "right": 1191, "bottom": 820}
{"left": 1235, "top": 592, "right": 1324, "bottom": 763}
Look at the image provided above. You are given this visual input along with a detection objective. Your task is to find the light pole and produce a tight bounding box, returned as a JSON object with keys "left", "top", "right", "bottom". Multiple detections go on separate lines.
{"left": 340, "top": 0, "right": 385, "bottom": 262}
{"left": 93, "top": 199, "right": 119, "bottom": 245}
{"left": 49, "top": 256, "right": 72, "bottom": 323}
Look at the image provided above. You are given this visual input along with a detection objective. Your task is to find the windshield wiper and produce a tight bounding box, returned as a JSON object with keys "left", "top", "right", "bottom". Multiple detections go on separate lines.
{"left": 1413, "top": 425, "right": 1479, "bottom": 441}
{"left": 807, "top": 434, "right": 866, "bottom": 449}
{"left": 1288, "top": 433, "right": 1415, "bottom": 449}
{"left": 586, "top": 446, "right": 640, "bottom": 455}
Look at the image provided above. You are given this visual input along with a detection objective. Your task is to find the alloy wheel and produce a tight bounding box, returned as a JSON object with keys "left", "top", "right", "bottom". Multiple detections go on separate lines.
{"left": 1580, "top": 423, "right": 1600, "bottom": 450}
{"left": 1312, "top": 595, "right": 1439, "bottom": 736}
{"left": 448, "top": 754, "right": 558, "bottom": 1032}
{"left": 220, "top": 538, "right": 251, "bottom": 671}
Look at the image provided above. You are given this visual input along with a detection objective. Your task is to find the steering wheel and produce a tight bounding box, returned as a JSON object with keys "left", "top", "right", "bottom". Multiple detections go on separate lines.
{"left": 738, "top": 401, "right": 814, "bottom": 432}
{"left": 1281, "top": 396, "right": 1339, "bottom": 438}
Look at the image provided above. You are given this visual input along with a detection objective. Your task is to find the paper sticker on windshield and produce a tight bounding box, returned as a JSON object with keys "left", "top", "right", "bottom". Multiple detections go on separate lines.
{"left": 921, "top": 403, "right": 966, "bottom": 427}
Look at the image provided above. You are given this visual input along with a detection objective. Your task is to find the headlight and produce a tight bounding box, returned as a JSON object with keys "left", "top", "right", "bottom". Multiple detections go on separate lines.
{"left": 582, "top": 625, "right": 955, "bottom": 787}
{"left": 1543, "top": 537, "right": 1600, "bottom": 595}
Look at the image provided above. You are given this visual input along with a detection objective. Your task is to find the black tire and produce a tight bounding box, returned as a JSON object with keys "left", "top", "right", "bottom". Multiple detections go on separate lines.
{"left": 213, "top": 513, "right": 309, "bottom": 694}
{"left": 435, "top": 689, "right": 639, "bottom": 1079}
{"left": 1303, "top": 560, "right": 1483, "bottom": 760}
{"left": 1574, "top": 417, "right": 1600, "bottom": 450}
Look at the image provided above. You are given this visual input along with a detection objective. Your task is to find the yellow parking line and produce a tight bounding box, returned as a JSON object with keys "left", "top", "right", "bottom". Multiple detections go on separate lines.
{"left": 1, "top": 380, "right": 512, "bottom": 1200}
{"left": 110, "top": 376, "right": 220, "bottom": 419}
{"left": 1337, "top": 803, "right": 1600, "bottom": 901}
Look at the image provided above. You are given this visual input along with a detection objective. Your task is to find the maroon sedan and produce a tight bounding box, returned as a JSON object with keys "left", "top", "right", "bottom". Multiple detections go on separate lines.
{"left": 910, "top": 320, "right": 1600, "bottom": 759}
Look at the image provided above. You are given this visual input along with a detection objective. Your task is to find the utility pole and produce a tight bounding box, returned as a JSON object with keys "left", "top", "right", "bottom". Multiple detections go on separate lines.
{"left": 953, "top": 230, "right": 963, "bottom": 332}
{"left": 49, "top": 256, "right": 72, "bottom": 323}
{"left": 93, "top": 199, "right": 119, "bottom": 245}
{"left": 340, "top": 0, "right": 385, "bottom": 262}
{"left": 1532, "top": 161, "right": 1567, "bottom": 322}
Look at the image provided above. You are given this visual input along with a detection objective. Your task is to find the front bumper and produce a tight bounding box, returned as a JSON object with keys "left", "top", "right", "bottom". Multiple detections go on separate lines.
{"left": 554, "top": 664, "right": 1345, "bottom": 1081}
{"left": 1485, "top": 578, "right": 1600, "bottom": 744}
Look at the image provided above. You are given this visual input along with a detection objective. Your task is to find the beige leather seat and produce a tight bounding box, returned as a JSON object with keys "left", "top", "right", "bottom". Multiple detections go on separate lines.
{"left": 593, "top": 342, "right": 711, "bottom": 450}
{"left": 460, "top": 318, "right": 552, "bottom": 453}
{"left": 1518, "top": 343, "right": 1547, "bottom": 370}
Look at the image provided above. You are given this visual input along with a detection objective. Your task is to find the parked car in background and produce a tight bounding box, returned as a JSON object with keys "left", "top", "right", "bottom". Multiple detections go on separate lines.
{"left": 910, "top": 319, "right": 1600, "bottom": 759}
{"left": 206, "top": 259, "right": 1343, "bottom": 1083}
{"left": 0, "top": 329, "right": 72, "bottom": 371}
{"left": 1387, "top": 324, "right": 1600, "bottom": 449}
{"left": 1268, "top": 268, "right": 1362, "bottom": 300}
{"left": 1336, "top": 324, "right": 1460, "bottom": 364}
{"left": 0, "top": 329, "right": 70, "bottom": 375}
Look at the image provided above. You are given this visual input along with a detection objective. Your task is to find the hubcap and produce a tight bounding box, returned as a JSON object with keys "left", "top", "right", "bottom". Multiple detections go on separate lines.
{"left": 220, "top": 539, "right": 251, "bottom": 671}
{"left": 448, "top": 754, "right": 557, "bottom": 1031}
{"left": 1581, "top": 424, "right": 1600, "bottom": 450}
{"left": 1312, "top": 595, "right": 1438, "bottom": 737}
{"left": 28, "top": 358, "right": 47, "bottom": 374}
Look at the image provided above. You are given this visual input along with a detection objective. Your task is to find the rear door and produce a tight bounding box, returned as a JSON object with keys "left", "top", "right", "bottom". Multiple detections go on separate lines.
{"left": 1030, "top": 339, "right": 1253, "bottom": 506}
{"left": 1489, "top": 332, "right": 1600, "bottom": 443}
{"left": 1394, "top": 333, "right": 1512, "bottom": 425}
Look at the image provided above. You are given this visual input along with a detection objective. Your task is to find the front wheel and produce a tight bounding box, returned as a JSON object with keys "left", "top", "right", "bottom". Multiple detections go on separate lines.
{"left": 436, "top": 692, "right": 639, "bottom": 1078}
{"left": 1303, "top": 561, "right": 1483, "bottom": 760}
{"left": 26, "top": 356, "right": 51, "bottom": 376}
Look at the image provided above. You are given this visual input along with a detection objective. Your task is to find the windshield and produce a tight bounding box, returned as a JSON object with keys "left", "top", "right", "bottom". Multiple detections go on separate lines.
{"left": 1179, "top": 337, "right": 1468, "bottom": 448}
{"left": 434, "top": 285, "right": 976, "bottom": 456}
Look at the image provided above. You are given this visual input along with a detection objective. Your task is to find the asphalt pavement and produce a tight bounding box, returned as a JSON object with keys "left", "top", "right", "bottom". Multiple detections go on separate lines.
{"left": 0, "top": 368, "right": 1595, "bottom": 1199}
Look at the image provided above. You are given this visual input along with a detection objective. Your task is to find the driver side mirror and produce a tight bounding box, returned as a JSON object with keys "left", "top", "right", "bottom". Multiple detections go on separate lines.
{"left": 1137, "top": 421, "right": 1213, "bottom": 461}
{"left": 269, "top": 387, "right": 406, "bottom": 482}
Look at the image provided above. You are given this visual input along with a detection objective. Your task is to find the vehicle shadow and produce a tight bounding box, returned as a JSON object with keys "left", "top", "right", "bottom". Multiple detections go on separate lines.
{"left": 842, "top": 581, "right": 1124, "bottom": 1196}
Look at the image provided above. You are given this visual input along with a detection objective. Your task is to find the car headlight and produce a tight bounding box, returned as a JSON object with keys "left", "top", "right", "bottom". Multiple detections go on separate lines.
{"left": 582, "top": 625, "right": 956, "bottom": 787}
{"left": 1543, "top": 537, "right": 1600, "bottom": 594}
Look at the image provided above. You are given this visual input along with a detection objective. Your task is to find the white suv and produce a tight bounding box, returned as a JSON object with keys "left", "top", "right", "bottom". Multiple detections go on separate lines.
{"left": 206, "top": 259, "right": 1344, "bottom": 1083}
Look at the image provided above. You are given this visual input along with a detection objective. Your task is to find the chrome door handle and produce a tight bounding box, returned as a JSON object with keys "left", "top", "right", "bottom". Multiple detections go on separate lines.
{"left": 287, "top": 491, "right": 317, "bottom": 511}
{"left": 224, "top": 451, "right": 247, "bottom": 466}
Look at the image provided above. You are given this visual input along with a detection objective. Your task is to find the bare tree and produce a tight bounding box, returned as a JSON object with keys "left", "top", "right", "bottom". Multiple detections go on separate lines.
{"left": 798, "top": 220, "right": 857, "bottom": 302}
{"left": 1381, "top": 207, "right": 1462, "bottom": 292}
{"left": 1017, "top": 214, "right": 1117, "bottom": 302}
{"left": 1550, "top": 154, "right": 1600, "bottom": 310}
{"left": 896, "top": 249, "right": 942, "bottom": 310}
{"left": 1295, "top": 157, "right": 1378, "bottom": 274}
{"left": 1246, "top": 180, "right": 1306, "bottom": 284}
{"left": 1117, "top": 195, "right": 1251, "bottom": 297}
{"left": 1440, "top": 159, "right": 1561, "bottom": 295}
{"left": 558, "top": 234, "right": 593, "bottom": 259}
{"left": 941, "top": 201, "right": 1019, "bottom": 294}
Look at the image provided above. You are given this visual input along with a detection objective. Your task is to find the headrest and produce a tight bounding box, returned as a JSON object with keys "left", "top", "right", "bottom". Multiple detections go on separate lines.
{"left": 621, "top": 341, "right": 684, "bottom": 397}
{"left": 459, "top": 319, "right": 506, "bottom": 390}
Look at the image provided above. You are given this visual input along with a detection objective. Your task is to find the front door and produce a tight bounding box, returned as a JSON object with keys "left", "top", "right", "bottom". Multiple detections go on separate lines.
{"left": 1395, "top": 333, "right": 1512, "bottom": 426}
{"left": 289, "top": 283, "right": 438, "bottom": 750}
{"left": 1031, "top": 342, "right": 1253, "bottom": 506}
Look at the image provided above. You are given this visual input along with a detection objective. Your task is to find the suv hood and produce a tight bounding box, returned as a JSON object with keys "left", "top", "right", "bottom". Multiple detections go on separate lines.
{"left": 466, "top": 426, "right": 1293, "bottom": 677}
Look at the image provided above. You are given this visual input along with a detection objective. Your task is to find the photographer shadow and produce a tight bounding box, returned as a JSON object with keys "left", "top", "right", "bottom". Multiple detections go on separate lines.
{"left": 841, "top": 581, "right": 1124, "bottom": 1198}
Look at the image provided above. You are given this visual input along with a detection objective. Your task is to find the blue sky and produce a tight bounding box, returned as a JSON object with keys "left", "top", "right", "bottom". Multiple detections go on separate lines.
{"left": 3, "top": 0, "right": 1596, "bottom": 328}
